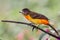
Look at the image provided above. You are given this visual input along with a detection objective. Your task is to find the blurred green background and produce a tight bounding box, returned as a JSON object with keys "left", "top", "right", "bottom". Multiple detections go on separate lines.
{"left": 0, "top": 0, "right": 60, "bottom": 40}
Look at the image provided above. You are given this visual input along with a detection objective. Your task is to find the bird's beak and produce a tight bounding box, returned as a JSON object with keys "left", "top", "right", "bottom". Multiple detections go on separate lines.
{"left": 19, "top": 11, "right": 23, "bottom": 13}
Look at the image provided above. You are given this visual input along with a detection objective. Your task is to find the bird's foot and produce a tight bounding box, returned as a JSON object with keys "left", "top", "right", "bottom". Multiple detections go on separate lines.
{"left": 32, "top": 27, "right": 35, "bottom": 31}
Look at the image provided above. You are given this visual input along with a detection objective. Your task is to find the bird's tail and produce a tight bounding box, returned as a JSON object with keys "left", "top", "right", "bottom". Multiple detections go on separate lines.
{"left": 48, "top": 24, "right": 59, "bottom": 36}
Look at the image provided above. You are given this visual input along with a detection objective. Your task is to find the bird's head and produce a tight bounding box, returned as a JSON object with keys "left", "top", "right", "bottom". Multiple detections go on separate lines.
{"left": 19, "top": 8, "right": 30, "bottom": 15}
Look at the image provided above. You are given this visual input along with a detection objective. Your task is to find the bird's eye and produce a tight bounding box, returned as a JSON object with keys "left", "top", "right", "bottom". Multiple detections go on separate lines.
{"left": 22, "top": 10, "right": 28, "bottom": 13}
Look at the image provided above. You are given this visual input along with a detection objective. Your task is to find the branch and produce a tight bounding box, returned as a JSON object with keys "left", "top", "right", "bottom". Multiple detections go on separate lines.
{"left": 1, "top": 20, "right": 60, "bottom": 39}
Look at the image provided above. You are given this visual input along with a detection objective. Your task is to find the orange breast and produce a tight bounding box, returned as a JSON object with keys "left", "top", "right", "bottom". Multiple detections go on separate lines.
{"left": 40, "top": 19, "right": 49, "bottom": 25}
{"left": 25, "top": 15, "right": 49, "bottom": 25}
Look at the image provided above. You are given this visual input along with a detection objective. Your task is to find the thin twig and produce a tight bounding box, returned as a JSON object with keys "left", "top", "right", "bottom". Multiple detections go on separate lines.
{"left": 1, "top": 20, "right": 60, "bottom": 39}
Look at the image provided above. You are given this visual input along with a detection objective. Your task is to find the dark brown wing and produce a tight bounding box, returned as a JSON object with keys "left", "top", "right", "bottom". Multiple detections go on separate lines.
{"left": 29, "top": 12, "right": 49, "bottom": 20}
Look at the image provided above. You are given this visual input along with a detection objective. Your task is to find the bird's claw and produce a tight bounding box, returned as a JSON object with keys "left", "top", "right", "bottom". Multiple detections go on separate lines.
{"left": 32, "top": 27, "right": 35, "bottom": 31}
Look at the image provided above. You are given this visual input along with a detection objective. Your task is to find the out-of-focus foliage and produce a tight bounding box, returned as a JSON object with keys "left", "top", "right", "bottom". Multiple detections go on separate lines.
{"left": 0, "top": 0, "right": 60, "bottom": 40}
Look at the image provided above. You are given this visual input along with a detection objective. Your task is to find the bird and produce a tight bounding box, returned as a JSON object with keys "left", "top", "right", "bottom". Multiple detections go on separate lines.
{"left": 19, "top": 8, "right": 59, "bottom": 36}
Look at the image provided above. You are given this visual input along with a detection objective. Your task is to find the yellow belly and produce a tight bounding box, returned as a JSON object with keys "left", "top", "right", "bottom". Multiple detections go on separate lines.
{"left": 25, "top": 15, "right": 49, "bottom": 25}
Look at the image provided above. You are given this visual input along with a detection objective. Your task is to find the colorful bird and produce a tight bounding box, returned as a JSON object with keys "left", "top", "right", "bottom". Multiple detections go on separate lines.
{"left": 19, "top": 8, "right": 59, "bottom": 36}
